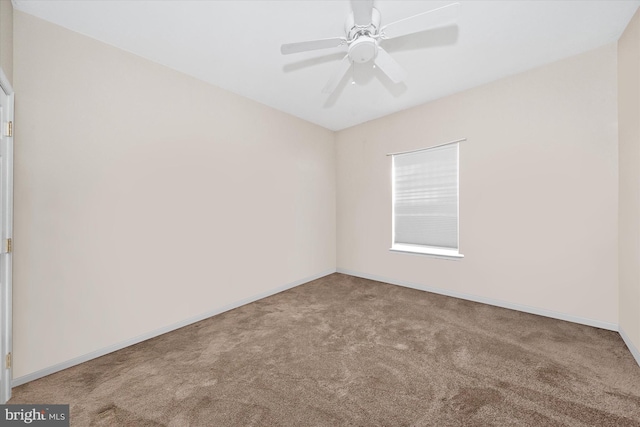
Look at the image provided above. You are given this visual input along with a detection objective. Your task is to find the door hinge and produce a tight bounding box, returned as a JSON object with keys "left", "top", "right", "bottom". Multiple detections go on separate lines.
{"left": 5, "top": 121, "right": 12, "bottom": 138}
{"left": 5, "top": 238, "right": 11, "bottom": 254}
{"left": 5, "top": 353, "right": 11, "bottom": 369}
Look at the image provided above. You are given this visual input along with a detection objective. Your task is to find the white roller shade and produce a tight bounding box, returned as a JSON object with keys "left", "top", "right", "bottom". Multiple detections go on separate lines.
{"left": 393, "top": 142, "right": 459, "bottom": 251}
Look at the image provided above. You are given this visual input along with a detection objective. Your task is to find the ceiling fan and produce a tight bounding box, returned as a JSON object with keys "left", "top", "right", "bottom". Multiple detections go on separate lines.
{"left": 281, "top": 1, "right": 460, "bottom": 94}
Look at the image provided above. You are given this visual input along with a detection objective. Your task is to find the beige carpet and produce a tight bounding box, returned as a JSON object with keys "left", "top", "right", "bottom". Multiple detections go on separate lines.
{"left": 10, "top": 273, "right": 640, "bottom": 426}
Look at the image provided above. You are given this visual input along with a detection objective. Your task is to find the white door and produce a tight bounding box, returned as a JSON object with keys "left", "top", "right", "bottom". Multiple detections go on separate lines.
{"left": 0, "top": 68, "right": 14, "bottom": 404}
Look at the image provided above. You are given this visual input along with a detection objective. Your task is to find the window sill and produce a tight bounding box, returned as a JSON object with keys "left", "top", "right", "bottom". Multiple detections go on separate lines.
{"left": 390, "top": 245, "right": 464, "bottom": 260}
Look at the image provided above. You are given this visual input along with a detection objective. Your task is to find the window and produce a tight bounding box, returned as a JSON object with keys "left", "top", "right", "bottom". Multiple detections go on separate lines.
{"left": 391, "top": 141, "right": 463, "bottom": 259}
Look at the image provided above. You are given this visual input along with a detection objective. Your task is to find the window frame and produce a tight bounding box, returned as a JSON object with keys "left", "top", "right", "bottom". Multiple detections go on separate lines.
{"left": 389, "top": 140, "right": 464, "bottom": 260}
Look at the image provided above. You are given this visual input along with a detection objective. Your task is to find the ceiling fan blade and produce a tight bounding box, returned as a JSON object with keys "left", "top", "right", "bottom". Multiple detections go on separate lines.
{"left": 281, "top": 37, "right": 346, "bottom": 55}
{"left": 374, "top": 47, "right": 407, "bottom": 84}
{"left": 322, "top": 54, "right": 352, "bottom": 94}
{"left": 381, "top": 3, "right": 460, "bottom": 40}
{"left": 351, "top": 0, "right": 374, "bottom": 27}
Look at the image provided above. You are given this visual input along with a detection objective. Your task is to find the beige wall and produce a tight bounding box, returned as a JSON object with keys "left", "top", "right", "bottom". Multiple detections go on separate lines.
{"left": 619, "top": 9, "right": 640, "bottom": 354}
{"left": 336, "top": 43, "right": 619, "bottom": 327}
{"left": 12, "top": 11, "right": 336, "bottom": 379}
{"left": 0, "top": 0, "right": 12, "bottom": 83}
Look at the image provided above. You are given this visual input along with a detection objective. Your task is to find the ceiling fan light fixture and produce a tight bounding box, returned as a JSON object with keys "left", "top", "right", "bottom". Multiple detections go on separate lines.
{"left": 348, "top": 37, "right": 377, "bottom": 63}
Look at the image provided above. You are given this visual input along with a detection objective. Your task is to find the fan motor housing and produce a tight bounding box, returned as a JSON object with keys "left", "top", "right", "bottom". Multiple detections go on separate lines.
{"left": 345, "top": 8, "right": 381, "bottom": 37}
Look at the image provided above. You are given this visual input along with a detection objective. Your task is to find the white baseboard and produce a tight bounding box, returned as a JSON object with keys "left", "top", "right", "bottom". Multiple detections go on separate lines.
{"left": 619, "top": 327, "right": 640, "bottom": 368}
{"left": 12, "top": 269, "right": 336, "bottom": 387}
{"left": 336, "top": 268, "right": 619, "bottom": 331}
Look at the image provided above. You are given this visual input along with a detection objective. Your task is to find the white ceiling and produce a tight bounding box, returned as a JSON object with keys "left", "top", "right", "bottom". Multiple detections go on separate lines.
{"left": 12, "top": 0, "right": 640, "bottom": 131}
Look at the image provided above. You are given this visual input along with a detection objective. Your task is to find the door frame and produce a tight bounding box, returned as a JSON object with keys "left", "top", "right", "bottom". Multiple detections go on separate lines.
{"left": 0, "top": 66, "right": 14, "bottom": 404}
